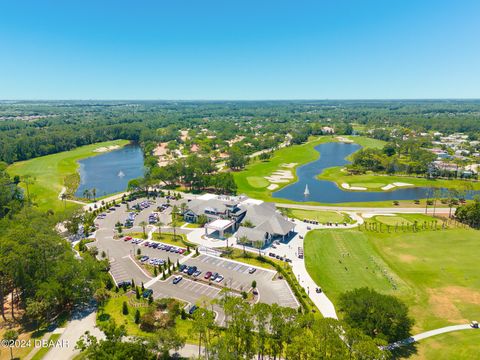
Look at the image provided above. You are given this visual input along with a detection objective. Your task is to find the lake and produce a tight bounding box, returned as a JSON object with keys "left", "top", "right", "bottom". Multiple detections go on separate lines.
{"left": 273, "top": 142, "right": 455, "bottom": 203}
{"left": 75, "top": 145, "right": 145, "bottom": 198}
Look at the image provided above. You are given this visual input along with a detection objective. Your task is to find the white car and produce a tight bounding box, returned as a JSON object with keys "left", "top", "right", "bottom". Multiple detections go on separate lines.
{"left": 248, "top": 267, "right": 256, "bottom": 274}
{"left": 215, "top": 275, "right": 224, "bottom": 283}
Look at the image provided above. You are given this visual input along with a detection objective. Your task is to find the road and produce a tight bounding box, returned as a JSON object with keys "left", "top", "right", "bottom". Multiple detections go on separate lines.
{"left": 276, "top": 202, "right": 453, "bottom": 214}
{"left": 388, "top": 324, "right": 476, "bottom": 349}
{"left": 43, "top": 307, "right": 104, "bottom": 360}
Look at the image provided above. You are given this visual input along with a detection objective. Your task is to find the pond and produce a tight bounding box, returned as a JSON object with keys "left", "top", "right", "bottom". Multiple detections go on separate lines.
{"left": 75, "top": 145, "right": 145, "bottom": 198}
{"left": 273, "top": 142, "right": 461, "bottom": 203}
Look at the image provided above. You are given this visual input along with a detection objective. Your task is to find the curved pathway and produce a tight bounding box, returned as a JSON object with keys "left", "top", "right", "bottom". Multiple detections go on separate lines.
{"left": 276, "top": 202, "right": 452, "bottom": 214}
{"left": 388, "top": 324, "right": 476, "bottom": 349}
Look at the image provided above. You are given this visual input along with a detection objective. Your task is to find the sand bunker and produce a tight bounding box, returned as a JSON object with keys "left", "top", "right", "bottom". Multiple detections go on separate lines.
{"left": 336, "top": 136, "right": 354, "bottom": 143}
{"left": 265, "top": 170, "right": 294, "bottom": 183}
{"left": 381, "top": 182, "right": 413, "bottom": 191}
{"left": 280, "top": 163, "right": 297, "bottom": 168}
{"left": 267, "top": 184, "right": 279, "bottom": 190}
{"left": 94, "top": 145, "right": 120, "bottom": 153}
{"left": 341, "top": 183, "right": 367, "bottom": 191}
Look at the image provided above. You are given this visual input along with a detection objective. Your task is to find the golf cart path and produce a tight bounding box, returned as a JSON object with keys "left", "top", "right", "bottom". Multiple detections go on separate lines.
{"left": 389, "top": 324, "right": 476, "bottom": 349}
{"left": 276, "top": 202, "right": 452, "bottom": 214}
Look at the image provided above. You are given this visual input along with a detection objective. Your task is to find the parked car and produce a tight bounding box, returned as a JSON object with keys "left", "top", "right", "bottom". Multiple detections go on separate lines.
{"left": 142, "top": 289, "right": 153, "bottom": 298}
{"left": 187, "top": 266, "right": 197, "bottom": 276}
{"left": 215, "top": 275, "right": 224, "bottom": 283}
{"left": 193, "top": 270, "right": 202, "bottom": 277}
{"left": 204, "top": 271, "right": 212, "bottom": 279}
{"left": 179, "top": 264, "right": 187, "bottom": 272}
{"left": 248, "top": 267, "right": 256, "bottom": 274}
{"left": 188, "top": 305, "right": 198, "bottom": 315}
{"left": 210, "top": 272, "right": 219, "bottom": 281}
{"left": 471, "top": 320, "right": 479, "bottom": 328}
{"left": 172, "top": 276, "right": 182, "bottom": 284}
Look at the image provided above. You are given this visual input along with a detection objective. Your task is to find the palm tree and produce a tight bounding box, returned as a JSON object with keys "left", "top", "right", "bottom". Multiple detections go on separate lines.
{"left": 139, "top": 221, "right": 148, "bottom": 238}
{"left": 180, "top": 202, "right": 187, "bottom": 215}
{"left": 3, "top": 329, "right": 18, "bottom": 360}
{"left": 171, "top": 219, "right": 179, "bottom": 241}
{"left": 156, "top": 220, "right": 164, "bottom": 239}
{"left": 60, "top": 192, "right": 67, "bottom": 210}
{"left": 22, "top": 174, "right": 36, "bottom": 205}
{"left": 172, "top": 205, "right": 179, "bottom": 222}
{"left": 92, "top": 188, "right": 97, "bottom": 201}
{"left": 239, "top": 235, "right": 249, "bottom": 254}
{"left": 83, "top": 189, "right": 91, "bottom": 200}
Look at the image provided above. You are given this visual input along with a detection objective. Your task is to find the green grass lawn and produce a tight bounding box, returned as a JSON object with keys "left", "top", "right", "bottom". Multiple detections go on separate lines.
{"left": 30, "top": 333, "right": 61, "bottom": 360}
{"left": 98, "top": 292, "right": 199, "bottom": 344}
{"left": 285, "top": 208, "right": 350, "bottom": 223}
{"left": 7, "top": 140, "right": 129, "bottom": 213}
{"left": 396, "top": 330, "right": 480, "bottom": 360}
{"left": 372, "top": 214, "right": 439, "bottom": 227}
{"left": 304, "top": 226, "right": 480, "bottom": 333}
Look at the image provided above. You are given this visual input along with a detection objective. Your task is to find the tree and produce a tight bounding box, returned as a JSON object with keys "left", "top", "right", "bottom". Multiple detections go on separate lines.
{"left": 238, "top": 235, "right": 249, "bottom": 254}
{"left": 139, "top": 221, "right": 148, "bottom": 238}
{"left": 192, "top": 308, "right": 216, "bottom": 358}
{"left": 171, "top": 219, "right": 180, "bottom": 241}
{"left": 76, "top": 320, "right": 154, "bottom": 359}
{"left": 122, "top": 301, "right": 129, "bottom": 315}
{"left": 197, "top": 214, "right": 208, "bottom": 226}
{"left": 338, "top": 287, "right": 413, "bottom": 343}
{"left": 227, "top": 145, "right": 248, "bottom": 170}
{"left": 135, "top": 309, "right": 140, "bottom": 324}
{"left": 455, "top": 197, "right": 480, "bottom": 228}
{"left": 156, "top": 220, "right": 164, "bottom": 239}
{"left": 153, "top": 328, "right": 186, "bottom": 359}
{"left": 3, "top": 329, "right": 18, "bottom": 360}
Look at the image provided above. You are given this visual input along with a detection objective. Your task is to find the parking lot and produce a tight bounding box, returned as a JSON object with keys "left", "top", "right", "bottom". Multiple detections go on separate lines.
{"left": 150, "top": 277, "right": 221, "bottom": 301}
{"left": 91, "top": 195, "right": 299, "bottom": 321}
{"left": 178, "top": 254, "right": 298, "bottom": 308}
{"left": 183, "top": 255, "right": 273, "bottom": 291}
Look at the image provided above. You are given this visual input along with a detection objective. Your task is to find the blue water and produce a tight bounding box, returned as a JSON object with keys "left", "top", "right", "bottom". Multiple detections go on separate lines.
{"left": 273, "top": 142, "right": 461, "bottom": 203}
{"left": 75, "top": 145, "right": 145, "bottom": 198}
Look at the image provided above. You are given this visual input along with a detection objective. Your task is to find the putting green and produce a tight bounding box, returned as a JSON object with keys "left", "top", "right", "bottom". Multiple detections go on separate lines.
{"left": 246, "top": 176, "right": 269, "bottom": 188}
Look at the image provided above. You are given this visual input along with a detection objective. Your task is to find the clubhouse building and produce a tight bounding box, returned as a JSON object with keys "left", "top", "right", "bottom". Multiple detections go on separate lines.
{"left": 183, "top": 194, "right": 295, "bottom": 247}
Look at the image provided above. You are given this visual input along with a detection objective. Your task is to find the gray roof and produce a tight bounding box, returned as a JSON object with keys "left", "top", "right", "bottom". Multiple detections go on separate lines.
{"left": 186, "top": 198, "right": 227, "bottom": 215}
{"left": 239, "top": 202, "right": 276, "bottom": 226}
{"left": 236, "top": 226, "right": 267, "bottom": 243}
{"left": 256, "top": 214, "right": 295, "bottom": 235}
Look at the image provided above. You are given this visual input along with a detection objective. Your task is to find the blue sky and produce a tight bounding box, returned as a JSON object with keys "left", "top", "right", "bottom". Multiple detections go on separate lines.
{"left": 1, "top": 0, "right": 479, "bottom": 99}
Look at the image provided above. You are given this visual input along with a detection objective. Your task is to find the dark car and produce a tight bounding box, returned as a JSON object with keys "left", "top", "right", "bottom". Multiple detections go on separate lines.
{"left": 204, "top": 271, "right": 212, "bottom": 279}
{"left": 210, "top": 272, "right": 218, "bottom": 281}
{"left": 179, "top": 264, "right": 187, "bottom": 272}
{"left": 188, "top": 305, "right": 198, "bottom": 315}
{"left": 143, "top": 289, "right": 153, "bottom": 298}
{"left": 187, "top": 266, "right": 197, "bottom": 276}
